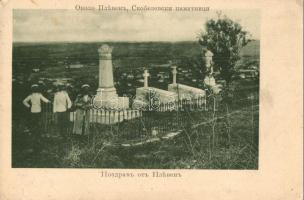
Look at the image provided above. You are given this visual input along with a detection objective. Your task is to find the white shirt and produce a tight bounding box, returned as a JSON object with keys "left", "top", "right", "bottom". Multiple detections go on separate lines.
{"left": 83, "top": 95, "right": 89, "bottom": 103}
{"left": 53, "top": 91, "right": 72, "bottom": 113}
{"left": 23, "top": 93, "right": 50, "bottom": 113}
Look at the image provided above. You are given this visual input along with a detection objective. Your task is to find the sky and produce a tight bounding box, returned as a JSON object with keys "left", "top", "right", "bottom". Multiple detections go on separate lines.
{"left": 13, "top": 9, "right": 260, "bottom": 42}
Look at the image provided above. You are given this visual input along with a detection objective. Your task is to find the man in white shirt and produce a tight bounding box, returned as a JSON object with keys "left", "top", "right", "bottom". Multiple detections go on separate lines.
{"left": 23, "top": 85, "right": 50, "bottom": 113}
{"left": 53, "top": 84, "right": 72, "bottom": 140}
{"left": 23, "top": 84, "right": 50, "bottom": 152}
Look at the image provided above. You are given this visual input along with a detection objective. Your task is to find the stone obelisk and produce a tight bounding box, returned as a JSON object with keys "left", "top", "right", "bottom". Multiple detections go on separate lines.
{"left": 93, "top": 44, "right": 130, "bottom": 110}
{"left": 96, "top": 44, "right": 118, "bottom": 100}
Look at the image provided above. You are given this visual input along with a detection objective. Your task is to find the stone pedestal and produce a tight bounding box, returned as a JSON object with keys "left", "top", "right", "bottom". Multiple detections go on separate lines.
{"left": 96, "top": 87, "right": 118, "bottom": 100}
{"left": 93, "top": 95, "right": 129, "bottom": 109}
{"left": 204, "top": 75, "right": 216, "bottom": 86}
{"left": 204, "top": 75, "right": 222, "bottom": 94}
{"left": 69, "top": 109, "right": 141, "bottom": 124}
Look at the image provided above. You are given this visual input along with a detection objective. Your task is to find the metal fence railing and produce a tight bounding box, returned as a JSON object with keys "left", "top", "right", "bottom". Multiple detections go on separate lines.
{"left": 40, "top": 94, "right": 258, "bottom": 143}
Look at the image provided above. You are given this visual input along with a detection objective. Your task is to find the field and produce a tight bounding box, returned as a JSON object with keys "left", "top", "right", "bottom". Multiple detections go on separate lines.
{"left": 13, "top": 40, "right": 259, "bottom": 92}
{"left": 12, "top": 41, "right": 259, "bottom": 169}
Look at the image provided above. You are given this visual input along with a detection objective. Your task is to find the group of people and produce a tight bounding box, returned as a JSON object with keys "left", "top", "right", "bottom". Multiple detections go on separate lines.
{"left": 22, "top": 83, "right": 93, "bottom": 152}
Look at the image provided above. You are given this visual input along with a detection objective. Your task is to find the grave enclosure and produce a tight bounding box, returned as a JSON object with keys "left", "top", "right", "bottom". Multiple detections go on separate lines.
{"left": 42, "top": 44, "right": 225, "bottom": 141}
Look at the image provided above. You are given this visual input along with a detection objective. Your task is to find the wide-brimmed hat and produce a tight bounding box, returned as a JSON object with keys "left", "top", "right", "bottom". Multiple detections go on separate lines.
{"left": 31, "top": 84, "right": 39, "bottom": 88}
{"left": 81, "top": 84, "right": 90, "bottom": 89}
{"left": 55, "top": 83, "right": 66, "bottom": 90}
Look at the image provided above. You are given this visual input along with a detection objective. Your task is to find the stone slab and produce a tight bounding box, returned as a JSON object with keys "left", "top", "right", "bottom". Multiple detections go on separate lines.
{"left": 168, "top": 83, "right": 206, "bottom": 100}
{"left": 135, "top": 87, "right": 178, "bottom": 104}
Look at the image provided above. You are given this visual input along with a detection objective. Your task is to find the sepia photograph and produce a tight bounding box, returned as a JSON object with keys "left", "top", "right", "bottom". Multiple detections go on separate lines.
{"left": 12, "top": 9, "right": 260, "bottom": 169}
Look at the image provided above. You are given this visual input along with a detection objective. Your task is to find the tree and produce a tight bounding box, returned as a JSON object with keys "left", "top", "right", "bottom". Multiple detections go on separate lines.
{"left": 199, "top": 15, "right": 250, "bottom": 86}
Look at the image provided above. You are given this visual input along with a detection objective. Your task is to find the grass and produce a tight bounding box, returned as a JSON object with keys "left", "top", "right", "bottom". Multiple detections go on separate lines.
{"left": 12, "top": 95, "right": 258, "bottom": 169}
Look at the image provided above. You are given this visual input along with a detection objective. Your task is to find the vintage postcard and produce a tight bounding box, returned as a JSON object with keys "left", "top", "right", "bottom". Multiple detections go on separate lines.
{"left": 0, "top": 0, "right": 302, "bottom": 199}
{"left": 11, "top": 9, "right": 260, "bottom": 169}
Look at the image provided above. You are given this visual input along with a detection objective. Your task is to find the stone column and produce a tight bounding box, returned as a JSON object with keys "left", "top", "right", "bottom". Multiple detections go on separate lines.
{"left": 96, "top": 44, "right": 117, "bottom": 99}
{"left": 172, "top": 66, "right": 177, "bottom": 85}
{"left": 203, "top": 50, "right": 214, "bottom": 74}
{"left": 143, "top": 69, "right": 150, "bottom": 88}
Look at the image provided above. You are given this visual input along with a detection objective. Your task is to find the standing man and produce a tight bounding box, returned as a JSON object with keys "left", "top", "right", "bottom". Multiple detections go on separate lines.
{"left": 53, "top": 84, "right": 72, "bottom": 140}
{"left": 23, "top": 84, "right": 51, "bottom": 153}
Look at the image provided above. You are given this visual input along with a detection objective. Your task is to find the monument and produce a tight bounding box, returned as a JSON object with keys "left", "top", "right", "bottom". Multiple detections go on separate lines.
{"left": 202, "top": 49, "right": 222, "bottom": 94}
{"left": 93, "top": 44, "right": 129, "bottom": 109}
{"left": 96, "top": 44, "right": 117, "bottom": 99}
{"left": 134, "top": 69, "right": 178, "bottom": 110}
{"left": 168, "top": 65, "right": 206, "bottom": 100}
{"left": 204, "top": 50, "right": 214, "bottom": 74}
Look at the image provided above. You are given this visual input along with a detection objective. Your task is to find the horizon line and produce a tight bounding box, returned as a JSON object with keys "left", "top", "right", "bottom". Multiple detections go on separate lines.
{"left": 13, "top": 39, "right": 259, "bottom": 43}
{"left": 13, "top": 40, "right": 199, "bottom": 43}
